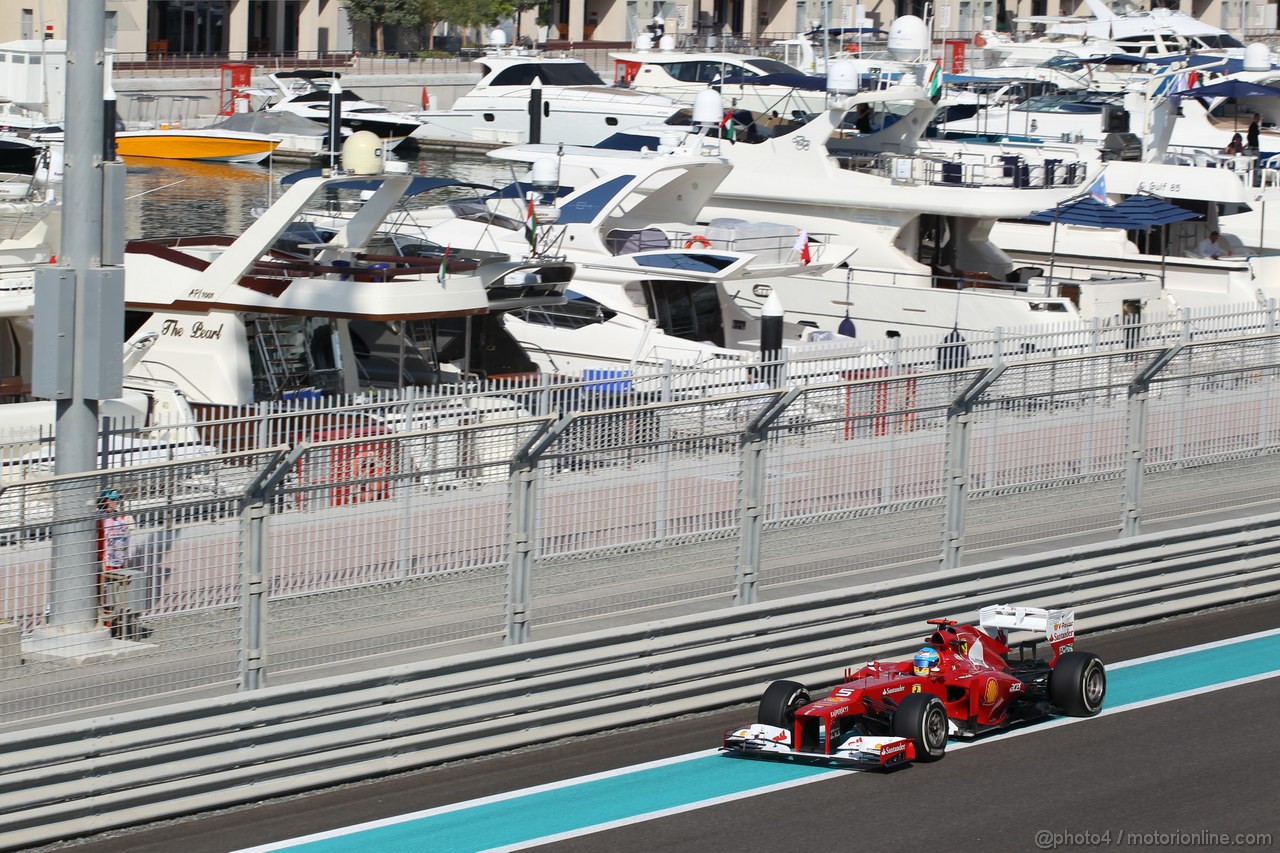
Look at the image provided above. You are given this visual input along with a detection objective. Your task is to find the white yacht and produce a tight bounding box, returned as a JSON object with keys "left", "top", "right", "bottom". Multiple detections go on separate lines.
{"left": 498, "top": 68, "right": 1166, "bottom": 342}
{"left": 121, "top": 134, "right": 574, "bottom": 407}
{"left": 411, "top": 45, "right": 683, "bottom": 147}
{"left": 976, "top": 0, "right": 1254, "bottom": 68}
{"left": 265, "top": 71, "right": 423, "bottom": 150}
{"left": 340, "top": 140, "right": 850, "bottom": 378}
{"left": 609, "top": 45, "right": 831, "bottom": 117}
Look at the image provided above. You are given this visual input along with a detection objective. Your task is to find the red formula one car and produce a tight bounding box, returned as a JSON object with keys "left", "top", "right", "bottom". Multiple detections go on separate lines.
{"left": 722, "top": 605, "right": 1106, "bottom": 768}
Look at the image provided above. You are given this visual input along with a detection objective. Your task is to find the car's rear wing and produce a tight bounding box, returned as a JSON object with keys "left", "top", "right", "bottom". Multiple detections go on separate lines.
{"left": 979, "top": 605, "right": 1075, "bottom": 662}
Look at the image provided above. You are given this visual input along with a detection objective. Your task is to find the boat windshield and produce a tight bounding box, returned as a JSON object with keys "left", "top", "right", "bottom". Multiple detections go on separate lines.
{"left": 490, "top": 63, "right": 606, "bottom": 86}
{"left": 743, "top": 58, "right": 801, "bottom": 75}
{"left": 1012, "top": 92, "right": 1122, "bottom": 113}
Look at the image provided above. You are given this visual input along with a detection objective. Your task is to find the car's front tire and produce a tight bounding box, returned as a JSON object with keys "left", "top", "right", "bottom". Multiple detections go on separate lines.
{"left": 1049, "top": 651, "right": 1106, "bottom": 717}
{"left": 757, "top": 679, "right": 810, "bottom": 731}
{"left": 892, "top": 693, "right": 948, "bottom": 762}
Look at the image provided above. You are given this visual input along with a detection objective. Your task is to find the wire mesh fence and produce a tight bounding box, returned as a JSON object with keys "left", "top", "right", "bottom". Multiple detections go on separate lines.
{"left": 2, "top": 329, "right": 1280, "bottom": 727}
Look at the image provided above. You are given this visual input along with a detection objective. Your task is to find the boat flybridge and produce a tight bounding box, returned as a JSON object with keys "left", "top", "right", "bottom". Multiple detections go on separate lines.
{"left": 411, "top": 31, "right": 683, "bottom": 146}
{"left": 318, "top": 109, "right": 860, "bottom": 379}
{"left": 121, "top": 132, "right": 575, "bottom": 408}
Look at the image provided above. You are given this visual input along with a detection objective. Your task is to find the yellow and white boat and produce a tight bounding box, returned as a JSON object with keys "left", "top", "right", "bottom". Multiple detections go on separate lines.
{"left": 114, "top": 127, "right": 280, "bottom": 164}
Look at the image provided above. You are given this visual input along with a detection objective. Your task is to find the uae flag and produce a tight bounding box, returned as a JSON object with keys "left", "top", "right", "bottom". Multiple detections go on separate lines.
{"left": 525, "top": 197, "right": 537, "bottom": 247}
{"left": 720, "top": 110, "right": 736, "bottom": 141}
{"left": 926, "top": 60, "right": 943, "bottom": 103}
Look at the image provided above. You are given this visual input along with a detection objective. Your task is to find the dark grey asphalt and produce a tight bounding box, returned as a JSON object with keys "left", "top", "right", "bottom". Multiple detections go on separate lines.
{"left": 45, "top": 598, "right": 1280, "bottom": 853}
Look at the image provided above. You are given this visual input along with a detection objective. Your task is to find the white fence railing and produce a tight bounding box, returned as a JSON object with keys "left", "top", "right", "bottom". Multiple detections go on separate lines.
{"left": 0, "top": 509, "right": 1276, "bottom": 851}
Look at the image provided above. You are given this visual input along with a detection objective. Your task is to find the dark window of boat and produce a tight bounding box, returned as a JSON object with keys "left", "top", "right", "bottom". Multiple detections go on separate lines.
{"left": 606, "top": 117, "right": 618, "bottom": 125}
{"left": 644, "top": 279, "right": 725, "bottom": 346}
{"left": 633, "top": 253, "right": 736, "bottom": 272}
{"left": 512, "top": 290, "right": 615, "bottom": 329}
{"left": 291, "top": 90, "right": 362, "bottom": 103}
{"left": 484, "top": 113, "right": 495, "bottom": 122}
{"left": 490, "top": 64, "right": 605, "bottom": 86}
{"left": 744, "top": 58, "right": 797, "bottom": 75}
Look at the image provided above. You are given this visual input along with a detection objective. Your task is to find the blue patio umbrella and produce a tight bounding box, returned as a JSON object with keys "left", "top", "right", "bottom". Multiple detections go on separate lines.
{"left": 1027, "top": 192, "right": 1199, "bottom": 284}
{"left": 1170, "top": 79, "right": 1280, "bottom": 102}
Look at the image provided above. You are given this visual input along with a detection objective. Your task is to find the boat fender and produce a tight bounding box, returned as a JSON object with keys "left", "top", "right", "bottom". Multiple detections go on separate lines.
{"left": 684, "top": 235, "right": 711, "bottom": 249}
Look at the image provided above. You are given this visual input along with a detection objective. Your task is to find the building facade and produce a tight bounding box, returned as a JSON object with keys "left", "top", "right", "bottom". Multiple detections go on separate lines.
{"left": 0, "top": 0, "right": 1270, "bottom": 58}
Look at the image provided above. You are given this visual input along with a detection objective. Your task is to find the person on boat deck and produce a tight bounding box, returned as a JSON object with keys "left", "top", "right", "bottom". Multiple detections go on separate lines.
{"left": 1197, "top": 231, "right": 1224, "bottom": 259}
{"left": 1248, "top": 115, "right": 1261, "bottom": 151}
{"left": 1224, "top": 133, "right": 1245, "bottom": 156}
{"left": 855, "top": 103, "right": 873, "bottom": 134}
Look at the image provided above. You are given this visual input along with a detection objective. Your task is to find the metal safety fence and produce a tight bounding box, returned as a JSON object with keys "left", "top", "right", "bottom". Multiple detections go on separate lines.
{"left": 1, "top": 329, "right": 1279, "bottom": 728}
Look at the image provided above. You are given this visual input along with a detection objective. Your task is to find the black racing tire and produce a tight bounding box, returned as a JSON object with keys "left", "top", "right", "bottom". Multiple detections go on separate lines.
{"left": 1049, "top": 651, "right": 1106, "bottom": 717}
{"left": 892, "top": 693, "right": 949, "bottom": 762}
{"left": 757, "top": 679, "right": 811, "bottom": 730}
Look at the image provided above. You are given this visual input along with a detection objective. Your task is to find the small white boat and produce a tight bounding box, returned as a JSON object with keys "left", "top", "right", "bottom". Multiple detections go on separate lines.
{"left": 265, "top": 71, "right": 422, "bottom": 150}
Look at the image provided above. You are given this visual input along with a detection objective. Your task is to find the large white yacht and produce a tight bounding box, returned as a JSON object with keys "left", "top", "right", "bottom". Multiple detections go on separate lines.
{"left": 329, "top": 136, "right": 852, "bottom": 378}
{"left": 121, "top": 134, "right": 574, "bottom": 407}
{"left": 412, "top": 39, "right": 683, "bottom": 147}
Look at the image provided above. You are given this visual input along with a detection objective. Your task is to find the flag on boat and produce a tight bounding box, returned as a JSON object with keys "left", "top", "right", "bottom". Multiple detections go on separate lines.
{"left": 1088, "top": 173, "right": 1110, "bottom": 206}
{"left": 793, "top": 228, "right": 812, "bottom": 265}
{"left": 926, "top": 60, "right": 943, "bottom": 103}
{"left": 525, "top": 196, "right": 537, "bottom": 248}
{"left": 420, "top": 86, "right": 431, "bottom": 110}
{"left": 438, "top": 246, "right": 450, "bottom": 283}
{"left": 721, "top": 110, "right": 736, "bottom": 141}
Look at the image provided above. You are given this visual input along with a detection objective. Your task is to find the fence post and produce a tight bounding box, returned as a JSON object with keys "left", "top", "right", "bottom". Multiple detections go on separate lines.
{"left": 237, "top": 446, "right": 296, "bottom": 691}
{"left": 508, "top": 464, "right": 536, "bottom": 645}
{"left": 240, "top": 499, "right": 269, "bottom": 690}
{"left": 506, "top": 416, "right": 563, "bottom": 644}
{"left": 736, "top": 433, "right": 765, "bottom": 606}
{"left": 1122, "top": 345, "right": 1183, "bottom": 538}
{"left": 941, "top": 365, "right": 1005, "bottom": 570}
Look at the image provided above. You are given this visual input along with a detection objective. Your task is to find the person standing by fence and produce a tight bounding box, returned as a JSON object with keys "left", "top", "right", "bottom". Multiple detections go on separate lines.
{"left": 97, "top": 489, "right": 133, "bottom": 638}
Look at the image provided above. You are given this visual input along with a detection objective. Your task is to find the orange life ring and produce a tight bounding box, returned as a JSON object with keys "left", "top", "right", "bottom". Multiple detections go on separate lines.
{"left": 684, "top": 235, "right": 711, "bottom": 249}
{"left": 973, "top": 32, "right": 987, "bottom": 48}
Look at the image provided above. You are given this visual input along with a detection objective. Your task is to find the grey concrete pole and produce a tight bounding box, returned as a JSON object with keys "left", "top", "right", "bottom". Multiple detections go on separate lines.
{"left": 31, "top": 0, "right": 126, "bottom": 645}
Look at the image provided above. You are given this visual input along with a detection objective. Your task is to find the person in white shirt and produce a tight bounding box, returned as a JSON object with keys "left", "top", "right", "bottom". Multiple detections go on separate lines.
{"left": 1196, "top": 231, "right": 1224, "bottom": 259}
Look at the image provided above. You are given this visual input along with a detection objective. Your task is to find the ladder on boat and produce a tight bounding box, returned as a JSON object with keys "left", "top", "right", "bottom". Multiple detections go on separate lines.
{"left": 248, "top": 316, "right": 316, "bottom": 399}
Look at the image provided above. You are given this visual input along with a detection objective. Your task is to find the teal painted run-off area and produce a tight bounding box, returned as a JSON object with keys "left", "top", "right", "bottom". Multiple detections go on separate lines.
{"left": 265, "top": 631, "right": 1280, "bottom": 853}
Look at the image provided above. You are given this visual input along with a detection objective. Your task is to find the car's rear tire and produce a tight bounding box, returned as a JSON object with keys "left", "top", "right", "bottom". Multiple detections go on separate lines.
{"left": 757, "top": 680, "right": 810, "bottom": 730}
{"left": 1049, "top": 651, "right": 1106, "bottom": 717}
{"left": 892, "top": 693, "right": 948, "bottom": 762}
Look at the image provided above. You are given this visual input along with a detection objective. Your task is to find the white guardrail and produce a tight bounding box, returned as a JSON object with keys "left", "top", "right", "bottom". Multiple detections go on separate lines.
{"left": 2, "top": 511, "right": 1280, "bottom": 849}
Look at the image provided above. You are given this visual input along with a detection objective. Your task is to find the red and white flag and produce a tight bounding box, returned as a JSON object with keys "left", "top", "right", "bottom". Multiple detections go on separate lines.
{"left": 793, "top": 229, "right": 811, "bottom": 265}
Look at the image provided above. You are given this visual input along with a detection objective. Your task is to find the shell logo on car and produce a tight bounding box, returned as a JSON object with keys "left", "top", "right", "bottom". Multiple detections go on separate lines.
{"left": 981, "top": 677, "right": 999, "bottom": 705}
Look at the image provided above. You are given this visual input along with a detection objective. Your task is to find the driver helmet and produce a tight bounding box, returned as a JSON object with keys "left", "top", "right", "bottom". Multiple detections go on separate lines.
{"left": 913, "top": 647, "right": 940, "bottom": 676}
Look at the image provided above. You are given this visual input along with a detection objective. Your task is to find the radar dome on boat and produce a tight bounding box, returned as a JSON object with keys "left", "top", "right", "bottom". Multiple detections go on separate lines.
{"left": 634, "top": 33, "right": 653, "bottom": 51}
{"left": 489, "top": 28, "right": 508, "bottom": 47}
{"left": 828, "top": 60, "right": 859, "bottom": 94}
{"left": 887, "top": 15, "right": 928, "bottom": 60}
{"left": 342, "top": 130, "right": 384, "bottom": 175}
{"left": 1244, "top": 42, "right": 1271, "bottom": 71}
{"left": 658, "top": 35, "right": 676, "bottom": 51}
{"left": 531, "top": 157, "right": 559, "bottom": 189}
{"left": 693, "top": 88, "right": 725, "bottom": 125}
